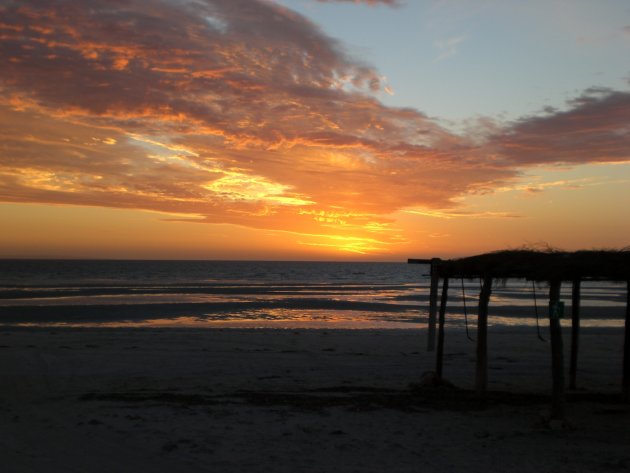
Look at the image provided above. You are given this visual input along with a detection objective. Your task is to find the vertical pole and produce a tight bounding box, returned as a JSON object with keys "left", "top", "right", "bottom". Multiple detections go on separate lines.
{"left": 475, "top": 276, "right": 492, "bottom": 397}
{"left": 623, "top": 280, "right": 630, "bottom": 401}
{"left": 435, "top": 277, "right": 449, "bottom": 381}
{"left": 549, "top": 280, "right": 565, "bottom": 420}
{"left": 427, "top": 258, "right": 440, "bottom": 351}
{"left": 569, "top": 278, "right": 581, "bottom": 390}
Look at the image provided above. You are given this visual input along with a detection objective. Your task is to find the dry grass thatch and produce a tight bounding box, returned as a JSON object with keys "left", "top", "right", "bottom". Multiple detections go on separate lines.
{"left": 434, "top": 249, "right": 630, "bottom": 281}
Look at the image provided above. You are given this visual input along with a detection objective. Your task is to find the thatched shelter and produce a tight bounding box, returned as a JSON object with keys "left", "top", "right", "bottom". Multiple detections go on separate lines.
{"left": 409, "top": 249, "right": 630, "bottom": 420}
{"left": 431, "top": 249, "right": 630, "bottom": 281}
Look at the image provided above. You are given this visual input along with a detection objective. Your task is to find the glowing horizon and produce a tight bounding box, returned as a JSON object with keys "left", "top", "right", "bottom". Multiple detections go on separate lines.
{"left": 1, "top": 0, "right": 629, "bottom": 260}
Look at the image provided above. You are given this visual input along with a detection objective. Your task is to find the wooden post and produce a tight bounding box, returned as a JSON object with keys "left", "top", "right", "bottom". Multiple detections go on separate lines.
{"left": 427, "top": 258, "right": 440, "bottom": 351}
{"left": 549, "top": 280, "right": 565, "bottom": 420}
{"left": 475, "top": 276, "right": 492, "bottom": 397}
{"left": 435, "top": 277, "right": 449, "bottom": 381}
{"left": 569, "top": 278, "right": 581, "bottom": 390}
{"left": 623, "top": 280, "right": 630, "bottom": 401}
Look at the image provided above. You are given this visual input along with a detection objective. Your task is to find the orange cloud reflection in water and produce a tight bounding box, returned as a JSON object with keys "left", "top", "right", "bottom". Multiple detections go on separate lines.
{"left": 11, "top": 310, "right": 418, "bottom": 330}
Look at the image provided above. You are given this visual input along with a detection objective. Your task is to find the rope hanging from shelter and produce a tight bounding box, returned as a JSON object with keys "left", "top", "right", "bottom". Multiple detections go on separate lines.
{"left": 461, "top": 278, "right": 474, "bottom": 341}
{"left": 532, "top": 281, "right": 547, "bottom": 342}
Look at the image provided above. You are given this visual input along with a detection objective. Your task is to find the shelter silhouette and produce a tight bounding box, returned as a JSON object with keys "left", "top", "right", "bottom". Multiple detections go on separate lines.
{"left": 409, "top": 249, "right": 630, "bottom": 420}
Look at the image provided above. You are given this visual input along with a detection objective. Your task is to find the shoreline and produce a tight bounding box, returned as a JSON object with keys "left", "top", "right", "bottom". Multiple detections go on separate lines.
{"left": 1, "top": 313, "right": 626, "bottom": 329}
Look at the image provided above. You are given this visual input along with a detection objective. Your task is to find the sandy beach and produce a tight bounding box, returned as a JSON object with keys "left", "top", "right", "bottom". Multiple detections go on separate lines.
{"left": 1, "top": 326, "right": 629, "bottom": 472}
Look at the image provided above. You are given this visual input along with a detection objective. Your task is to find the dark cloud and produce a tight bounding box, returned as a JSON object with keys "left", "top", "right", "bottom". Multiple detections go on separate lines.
{"left": 489, "top": 88, "right": 630, "bottom": 165}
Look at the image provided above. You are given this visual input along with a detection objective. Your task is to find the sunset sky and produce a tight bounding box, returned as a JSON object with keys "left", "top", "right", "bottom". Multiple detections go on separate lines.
{"left": 1, "top": 0, "right": 629, "bottom": 260}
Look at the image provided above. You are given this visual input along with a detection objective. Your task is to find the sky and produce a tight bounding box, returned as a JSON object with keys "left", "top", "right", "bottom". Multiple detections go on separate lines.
{"left": 0, "top": 0, "right": 629, "bottom": 261}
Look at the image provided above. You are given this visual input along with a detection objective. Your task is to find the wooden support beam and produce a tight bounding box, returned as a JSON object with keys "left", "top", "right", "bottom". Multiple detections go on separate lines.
{"left": 569, "top": 278, "right": 581, "bottom": 390}
{"left": 475, "top": 276, "right": 492, "bottom": 397}
{"left": 435, "top": 277, "right": 449, "bottom": 381}
{"left": 548, "top": 280, "right": 565, "bottom": 420}
{"left": 623, "top": 279, "right": 630, "bottom": 402}
{"left": 427, "top": 258, "right": 440, "bottom": 352}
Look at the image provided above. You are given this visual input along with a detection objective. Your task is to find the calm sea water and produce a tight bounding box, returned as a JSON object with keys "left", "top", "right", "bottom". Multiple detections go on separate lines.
{"left": 0, "top": 260, "right": 625, "bottom": 329}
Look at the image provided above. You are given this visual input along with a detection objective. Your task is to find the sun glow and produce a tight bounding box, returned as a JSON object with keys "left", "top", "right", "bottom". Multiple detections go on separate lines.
{"left": 204, "top": 171, "right": 314, "bottom": 206}
{"left": 298, "top": 234, "right": 388, "bottom": 255}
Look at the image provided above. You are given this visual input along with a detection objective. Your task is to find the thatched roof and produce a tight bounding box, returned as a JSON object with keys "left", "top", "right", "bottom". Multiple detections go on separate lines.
{"left": 412, "top": 249, "right": 630, "bottom": 282}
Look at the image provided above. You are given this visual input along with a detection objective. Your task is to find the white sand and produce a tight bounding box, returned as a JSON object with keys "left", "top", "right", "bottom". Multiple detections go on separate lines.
{"left": 1, "top": 326, "right": 629, "bottom": 472}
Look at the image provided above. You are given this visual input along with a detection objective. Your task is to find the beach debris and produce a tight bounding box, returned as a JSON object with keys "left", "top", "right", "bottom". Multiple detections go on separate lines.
{"left": 415, "top": 371, "right": 455, "bottom": 389}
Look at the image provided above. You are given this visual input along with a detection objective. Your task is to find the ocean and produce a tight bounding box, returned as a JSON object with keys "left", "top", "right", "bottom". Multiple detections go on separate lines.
{"left": 0, "top": 259, "right": 626, "bottom": 329}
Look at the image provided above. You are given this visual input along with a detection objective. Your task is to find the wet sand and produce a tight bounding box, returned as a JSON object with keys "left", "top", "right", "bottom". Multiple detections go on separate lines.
{"left": 1, "top": 327, "right": 629, "bottom": 472}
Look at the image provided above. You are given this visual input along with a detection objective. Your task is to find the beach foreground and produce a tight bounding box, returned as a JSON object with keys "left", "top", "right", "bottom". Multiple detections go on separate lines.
{"left": 1, "top": 327, "right": 629, "bottom": 472}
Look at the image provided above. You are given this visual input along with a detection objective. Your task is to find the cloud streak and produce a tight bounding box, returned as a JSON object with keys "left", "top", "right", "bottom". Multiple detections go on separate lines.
{"left": 433, "top": 35, "right": 466, "bottom": 62}
{"left": 315, "top": 0, "right": 402, "bottom": 6}
{"left": 0, "top": 0, "right": 628, "bottom": 253}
